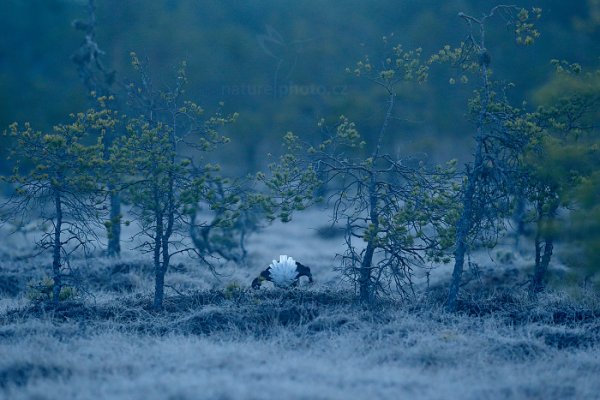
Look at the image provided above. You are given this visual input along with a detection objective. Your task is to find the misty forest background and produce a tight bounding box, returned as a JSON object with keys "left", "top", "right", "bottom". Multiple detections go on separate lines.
{"left": 1, "top": 1, "right": 600, "bottom": 399}
{"left": 0, "top": 0, "right": 598, "bottom": 303}
{"left": 1, "top": 0, "right": 599, "bottom": 175}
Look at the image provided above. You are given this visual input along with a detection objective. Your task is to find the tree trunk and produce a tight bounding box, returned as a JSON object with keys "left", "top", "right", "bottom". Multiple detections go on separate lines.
{"left": 52, "top": 187, "right": 63, "bottom": 304}
{"left": 530, "top": 236, "right": 554, "bottom": 296}
{"left": 160, "top": 188, "right": 172, "bottom": 309}
{"left": 360, "top": 175, "right": 379, "bottom": 303}
{"left": 107, "top": 189, "right": 121, "bottom": 257}
{"left": 445, "top": 165, "right": 477, "bottom": 312}
{"left": 152, "top": 205, "right": 164, "bottom": 310}
{"left": 153, "top": 265, "right": 165, "bottom": 310}
{"left": 158, "top": 238, "right": 170, "bottom": 308}
{"left": 529, "top": 202, "right": 557, "bottom": 296}
{"left": 360, "top": 241, "right": 375, "bottom": 303}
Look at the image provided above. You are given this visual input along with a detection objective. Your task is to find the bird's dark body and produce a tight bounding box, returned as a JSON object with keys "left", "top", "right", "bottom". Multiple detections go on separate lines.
{"left": 251, "top": 261, "right": 313, "bottom": 289}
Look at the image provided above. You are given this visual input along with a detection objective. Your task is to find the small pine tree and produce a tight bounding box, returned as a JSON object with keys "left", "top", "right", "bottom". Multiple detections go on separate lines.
{"left": 523, "top": 62, "right": 600, "bottom": 292}
{"left": 112, "top": 54, "right": 237, "bottom": 310}
{"left": 71, "top": 0, "right": 122, "bottom": 257}
{"left": 2, "top": 103, "right": 114, "bottom": 303}
{"left": 263, "top": 43, "right": 456, "bottom": 302}
{"left": 432, "top": 5, "right": 543, "bottom": 311}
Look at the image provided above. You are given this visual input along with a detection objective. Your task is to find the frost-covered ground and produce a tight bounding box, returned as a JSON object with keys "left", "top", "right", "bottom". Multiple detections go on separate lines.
{"left": 1, "top": 208, "right": 599, "bottom": 400}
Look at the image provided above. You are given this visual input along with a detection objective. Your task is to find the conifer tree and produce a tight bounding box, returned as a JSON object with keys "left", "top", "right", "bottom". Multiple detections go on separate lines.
{"left": 433, "top": 6, "right": 542, "bottom": 311}
{"left": 2, "top": 103, "right": 115, "bottom": 303}
{"left": 112, "top": 54, "right": 237, "bottom": 309}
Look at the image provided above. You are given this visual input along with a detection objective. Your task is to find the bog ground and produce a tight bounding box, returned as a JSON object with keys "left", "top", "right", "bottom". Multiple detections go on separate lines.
{"left": 1, "top": 209, "right": 599, "bottom": 400}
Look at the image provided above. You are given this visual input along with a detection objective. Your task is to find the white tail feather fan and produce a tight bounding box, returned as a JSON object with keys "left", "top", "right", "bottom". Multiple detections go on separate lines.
{"left": 268, "top": 255, "right": 298, "bottom": 288}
